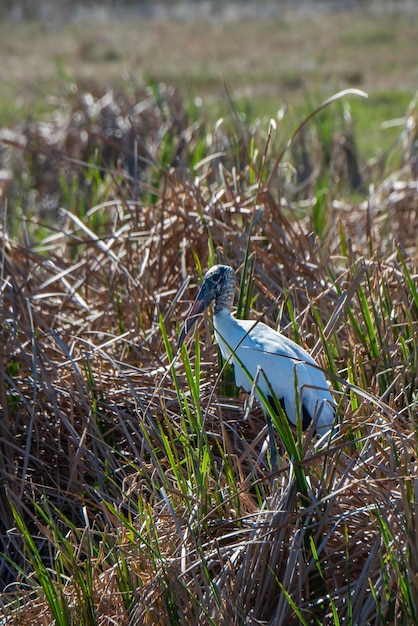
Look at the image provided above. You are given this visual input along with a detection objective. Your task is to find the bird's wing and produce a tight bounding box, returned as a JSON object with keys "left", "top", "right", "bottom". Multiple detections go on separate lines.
{"left": 239, "top": 319, "right": 316, "bottom": 364}
{"left": 229, "top": 319, "right": 335, "bottom": 428}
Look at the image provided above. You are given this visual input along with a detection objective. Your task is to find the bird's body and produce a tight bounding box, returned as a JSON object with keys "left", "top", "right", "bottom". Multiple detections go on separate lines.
{"left": 213, "top": 309, "right": 335, "bottom": 437}
{"left": 178, "top": 265, "right": 336, "bottom": 441}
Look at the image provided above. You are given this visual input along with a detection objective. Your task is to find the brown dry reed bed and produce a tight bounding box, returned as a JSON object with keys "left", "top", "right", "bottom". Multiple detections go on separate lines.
{"left": 0, "top": 83, "right": 418, "bottom": 624}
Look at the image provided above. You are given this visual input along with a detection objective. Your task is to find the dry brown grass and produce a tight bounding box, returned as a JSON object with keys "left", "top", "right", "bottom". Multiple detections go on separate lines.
{"left": 0, "top": 84, "right": 417, "bottom": 624}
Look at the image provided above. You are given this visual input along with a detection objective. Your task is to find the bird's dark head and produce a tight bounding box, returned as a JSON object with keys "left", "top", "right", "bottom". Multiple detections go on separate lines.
{"left": 178, "top": 265, "right": 236, "bottom": 348}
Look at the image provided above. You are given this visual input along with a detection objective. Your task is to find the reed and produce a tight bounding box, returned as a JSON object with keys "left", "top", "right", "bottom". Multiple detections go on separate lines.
{"left": 0, "top": 82, "right": 417, "bottom": 625}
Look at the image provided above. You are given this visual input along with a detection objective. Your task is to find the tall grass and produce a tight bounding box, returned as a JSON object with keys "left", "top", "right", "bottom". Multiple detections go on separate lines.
{"left": 0, "top": 82, "right": 417, "bottom": 624}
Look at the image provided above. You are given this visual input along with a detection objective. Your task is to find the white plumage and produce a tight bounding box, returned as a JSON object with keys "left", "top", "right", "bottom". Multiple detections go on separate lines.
{"left": 178, "top": 265, "right": 336, "bottom": 441}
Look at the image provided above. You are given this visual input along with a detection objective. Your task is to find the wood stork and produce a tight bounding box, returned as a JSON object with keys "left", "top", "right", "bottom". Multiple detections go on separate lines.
{"left": 178, "top": 265, "right": 337, "bottom": 462}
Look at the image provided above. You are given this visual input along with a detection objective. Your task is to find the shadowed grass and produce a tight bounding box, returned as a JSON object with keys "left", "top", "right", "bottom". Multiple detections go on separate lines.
{"left": 0, "top": 83, "right": 417, "bottom": 624}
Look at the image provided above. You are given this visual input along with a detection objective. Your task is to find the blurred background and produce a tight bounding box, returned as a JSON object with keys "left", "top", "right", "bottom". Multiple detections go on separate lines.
{"left": 1, "top": 0, "right": 417, "bottom": 162}
{"left": 1, "top": 0, "right": 418, "bottom": 21}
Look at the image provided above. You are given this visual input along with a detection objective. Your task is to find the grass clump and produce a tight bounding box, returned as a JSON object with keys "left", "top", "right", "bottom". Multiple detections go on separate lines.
{"left": 0, "top": 81, "right": 417, "bottom": 625}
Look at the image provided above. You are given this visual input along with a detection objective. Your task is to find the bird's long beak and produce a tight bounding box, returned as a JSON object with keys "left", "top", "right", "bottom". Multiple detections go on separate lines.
{"left": 178, "top": 295, "right": 208, "bottom": 349}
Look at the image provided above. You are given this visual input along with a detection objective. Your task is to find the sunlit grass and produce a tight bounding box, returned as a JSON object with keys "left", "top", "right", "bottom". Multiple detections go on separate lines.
{"left": 0, "top": 70, "right": 417, "bottom": 625}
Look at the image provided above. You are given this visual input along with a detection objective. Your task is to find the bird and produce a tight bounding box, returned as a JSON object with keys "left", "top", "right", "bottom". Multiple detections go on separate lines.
{"left": 178, "top": 265, "right": 337, "bottom": 465}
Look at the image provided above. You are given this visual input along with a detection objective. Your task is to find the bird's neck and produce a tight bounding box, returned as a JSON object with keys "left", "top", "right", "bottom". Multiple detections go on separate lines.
{"left": 213, "top": 307, "right": 234, "bottom": 344}
{"left": 214, "top": 281, "right": 235, "bottom": 316}
{"left": 214, "top": 298, "right": 233, "bottom": 316}
{"left": 213, "top": 305, "right": 232, "bottom": 320}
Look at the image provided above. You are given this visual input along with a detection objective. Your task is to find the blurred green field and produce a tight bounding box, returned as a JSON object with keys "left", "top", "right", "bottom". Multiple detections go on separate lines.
{"left": 1, "top": 9, "right": 417, "bottom": 158}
